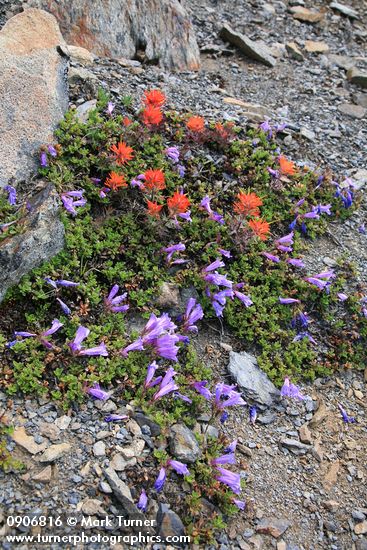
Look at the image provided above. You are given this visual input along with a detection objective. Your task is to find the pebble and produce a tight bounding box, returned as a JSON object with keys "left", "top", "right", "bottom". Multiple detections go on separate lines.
{"left": 93, "top": 441, "right": 106, "bottom": 457}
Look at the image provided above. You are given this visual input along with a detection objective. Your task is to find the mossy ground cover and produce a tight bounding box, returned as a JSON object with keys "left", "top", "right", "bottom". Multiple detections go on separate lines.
{"left": 1, "top": 89, "right": 366, "bottom": 540}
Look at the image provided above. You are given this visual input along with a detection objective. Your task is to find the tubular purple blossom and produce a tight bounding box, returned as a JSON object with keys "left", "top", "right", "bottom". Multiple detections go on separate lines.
{"left": 105, "top": 284, "right": 129, "bottom": 313}
{"left": 181, "top": 298, "right": 204, "bottom": 333}
{"left": 154, "top": 467, "right": 167, "bottom": 492}
{"left": 262, "top": 252, "right": 280, "bottom": 263}
{"left": 69, "top": 326, "right": 108, "bottom": 357}
{"left": 87, "top": 383, "right": 110, "bottom": 401}
{"left": 249, "top": 406, "right": 257, "bottom": 424}
{"left": 280, "top": 377, "right": 305, "bottom": 400}
{"left": 215, "top": 467, "right": 241, "bottom": 494}
{"left": 105, "top": 414, "right": 128, "bottom": 422}
{"left": 167, "top": 459, "right": 190, "bottom": 476}
{"left": 338, "top": 403, "right": 356, "bottom": 423}
{"left": 56, "top": 298, "right": 71, "bottom": 316}
{"left": 4, "top": 185, "right": 17, "bottom": 206}
{"left": 279, "top": 297, "right": 300, "bottom": 304}
{"left": 192, "top": 380, "right": 212, "bottom": 400}
{"left": 212, "top": 453, "right": 236, "bottom": 466}
{"left": 137, "top": 489, "right": 148, "bottom": 512}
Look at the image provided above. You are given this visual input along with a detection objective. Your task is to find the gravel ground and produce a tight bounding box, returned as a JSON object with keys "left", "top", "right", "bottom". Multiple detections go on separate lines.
{"left": 1, "top": 0, "right": 366, "bottom": 549}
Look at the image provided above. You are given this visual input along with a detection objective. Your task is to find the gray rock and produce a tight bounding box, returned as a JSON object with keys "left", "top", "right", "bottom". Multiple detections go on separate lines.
{"left": 0, "top": 9, "right": 68, "bottom": 187}
{"left": 155, "top": 282, "right": 180, "bottom": 309}
{"left": 39, "top": 443, "right": 71, "bottom": 462}
{"left": 156, "top": 503, "right": 186, "bottom": 545}
{"left": 227, "top": 351, "right": 280, "bottom": 406}
{"left": 0, "top": 184, "right": 65, "bottom": 303}
{"left": 327, "top": 54, "right": 355, "bottom": 71}
{"left": 27, "top": 0, "right": 200, "bottom": 71}
{"left": 133, "top": 412, "right": 161, "bottom": 437}
{"left": 338, "top": 103, "right": 366, "bottom": 119}
{"left": 280, "top": 438, "right": 312, "bottom": 454}
{"left": 330, "top": 2, "right": 359, "bottom": 19}
{"left": 347, "top": 68, "right": 367, "bottom": 89}
{"left": 289, "top": 6, "right": 324, "bottom": 23}
{"left": 75, "top": 99, "right": 97, "bottom": 123}
{"left": 110, "top": 453, "right": 137, "bottom": 472}
{"left": 220, "top": 25, "right": 276, "bottom": 67}
{"left": 256, "top": 517, "right": 291, "bottom": 538}
{"left": 103, "top": 467, "right": 150, "bottom": 531}
{"left": 169, "top": 424, "right": 201, "bottom": 463}
{"left": 93, "top": 441, "right": 106, "bottom": 457}
{"left": 286, "top": 42, "right": 304, "bottom": 61}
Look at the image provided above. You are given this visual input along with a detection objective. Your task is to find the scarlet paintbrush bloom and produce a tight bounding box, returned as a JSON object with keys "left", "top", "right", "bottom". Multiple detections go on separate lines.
{"left": 123, "top": 116, "right": 132, "bottom": 127}
{"left": 167, "top": 190, "right": 190, "bottom": 215}
{"left": 144, "top": 169, "right": 166, "bottom": 191}
{"left": 110, "top": 141, "right": 134, "bottom": 165}
{"left": 186, "top": 116, "right": 205, "bottom": 133}
{"left": 248, "top": 219, "right": 270, "bottom": 241}
{"left": 146, "top": 200, "right": 163, "bottom": 218}
{"left": 143, "top": 89, "right": 166, "bottom": 107}
{"left": 105, "top": 171, "right": 127, "bottom": 191}
{"left": 234, "top": 192, "right": 263, "bottom": 217}
{"left": 142, "top": 105, "right": 163, "bottom": 126}
{"left": 279, "top": 156, "right": 296, "bottom": 176}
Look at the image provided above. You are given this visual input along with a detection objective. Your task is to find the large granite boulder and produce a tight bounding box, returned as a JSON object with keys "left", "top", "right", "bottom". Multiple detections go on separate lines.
{"left": 0, "top": 8, "right": 69, "bottom": 187}
{"left": 26, "top": 0, "right": 200, "bottom": 71}
{"left": 0, "top": 184, "right": 65, "bottom": 302}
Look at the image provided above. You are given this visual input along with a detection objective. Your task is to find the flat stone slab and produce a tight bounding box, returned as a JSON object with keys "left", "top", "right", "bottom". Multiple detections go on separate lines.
{"left": 227, "top": 351, "right": 280, "bottom": 407}
{"left": 220, "top": 24, "right": 276, "bottom": 67}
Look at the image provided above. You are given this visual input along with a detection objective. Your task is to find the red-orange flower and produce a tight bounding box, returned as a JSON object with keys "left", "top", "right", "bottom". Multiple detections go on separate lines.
{"left": 142, "top": 105, "right": 163, "bottom": 126}
{"left": 234, "top": 192, "right": 263, "bottom": 217}
{"left": 143, "top": 89, "right": 166, "bottom": 107}
{"left": 248, "top": 219, "right": 270, "bottom": 241}
{"left": 279, "top": 156, "right": 296, "bottom": 176}
{"left": 186, "top": 116, "right": 205, "bottom": 133}
{"left": 146, "top": 200, "right": 163, "bottom": 218}
{"left": 105, "top": 171, "right": 127, "bottom": 191}
{"left": 123, "top": 116, "right": 132, "bottom": 127}
{"left": 214, "top": 121, "right": 235, "bottom": 140}
{"left": 167, "top": 191, "right": 190, "bottom": 215}
{"left": 110, "top": 141, "right": 134, "bottom": 165}
{"left": 143, "top": 169, "right": 166, "bottom": 191}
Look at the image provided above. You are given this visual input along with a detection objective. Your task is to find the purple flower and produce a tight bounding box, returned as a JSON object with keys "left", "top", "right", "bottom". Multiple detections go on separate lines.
{"left": 338, "top": 403, "right": 356, "bottom": 424}
{"left": 215, "top": 467, "right": 241, "bottom": 494}
{"left": 165, "top": 147, "right": 180, "bottom": 164}
{"left": 131, "top": 174, "right": 146, "bottom": 189}
{"left": 61, "top": 190, "right": 87, "bottom": 216}
{"left": 233, "top": 499, "right": 246, "bottom": 510}
{"left": 106, "top": 102, "right": 115, "bottom": 116}
{"left": 205, "top": 272, "right": 233, "bottom": 288}
{"left": 40, "top": 151, "right": 48, "bottom": 167}
{"left": 47, "top": 145, "right": 57, "bottom": 157}
{"left": 192, "top": 380, "right": 212, "bottom": 400}
{"left": 260, "top": 120, "right": 272, "bottom": 138}
{"left": 174, "top": 391, "right": 192, "bottom": 404}
{"left": 167, "top": 459, "right": 190, "bottom": 476}
{"left": 161, "top": 243, "right": 186, "bottom": 264}
{"left": 280, "top": 377, "right": 305, "bottom": 400}
{"left": 249, "top": 406, "right": 257, "bottom": 424}
{"left": 337, "top": 293, "right": 348, "bottom": 302}
{"left": 305, "top": 277, "right": 329, "bottom": 291}
{"left": 181, "top": 298, "right": 204, "bottom": 333}
{"left": 234, "top": 291, "right": 253, "bottom": 307}
{"left": 302, "top": 211, "right": 320, "bottom": 220}
{"left": 219, "top": 249, "right": 231, "bottom": 258}
{"left": 56, "top": 298, "right": 71, "bottom": 316}
{"left": 200, "top": 197, "right": 225, "bottom": 224}
{"left": 212, "top": 453, "right": 236, "bottom": 466}
{"left": 204, "top": 258, "right": 225, "bottom": 272}
{"left": 154, "top": 467, "right": 167, "bottom": 492}
{"left": 224, "top": 440, "right": 237, "bottom": 453}
{"left": 262, "top": 252, "right": 280, "bottom": 263}
{"left": 268, "top": 167, "right": 280, "bottom": 179}
{"left": 42, "top": 319, "right": 63, "bottom": 337}
{"left": 105, "top": 414, "right": 128, "bottom": 422}
{"left": 291, "top": 311, "right": 310, "bottom": 329}
{"left": 179, "top": 211, "right": 192, "bottom": 223}
{"left": 176, "top": 164, "right": 186, "bottom": 178}
{"left": 279, "top": 297, "right": 300, "bottom": 305}
{"left": 220, "top": 411, "right": 229, "bottom": 423}
{"left": 105, "top": 285, "right": 129, "bottom": 313}
{"left": 69, "top": 326, "right": 108, "bottom": 357}
{"left": 153, "top": 333, "right": 180, "bottom": 361}
{"left": 137, "top": 489, "right": 148, "bottom": 512}
{"left": 121, "top": 338, "right": 145, "bottom": 357}
{"left": 152, "top": 368, "right": 179, "bottom": 401}
{"left": 275, "top": 232, "right": 294, "bottom": 253}
{"left": 45, "top": 277, "right": 79, "bottom": 288}
{"left": 358, "top": 224, "right": 366, "bottom": 234}
{"left": 215, "top": 383, "right": 246, "bottom": 410}
{"left": 4, "top": 185, "right": 16, "bottom": 206}
{"left": 87, "top": 383, "right": 110, "bottom": 401}
{"left": 287, "top": 258, "right": 305, "bottom": 268}
{"left": 13, "top": 319, "right": 63, "bottom": 349}
{"left": 293, "top": 331, "right": 316, "bottom": 344}
{"left": 314, "top": 204, "right": 332, "bottom": 216}
{"left": 144, "top": 361, "right": 161, "bottom": 389}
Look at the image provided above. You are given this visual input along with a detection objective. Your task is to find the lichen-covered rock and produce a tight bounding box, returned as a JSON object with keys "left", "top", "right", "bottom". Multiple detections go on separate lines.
{"left": 26, "top": 0, "right": 200, "bottom": 71}
{"left": 0, "top": 9, "right": 68, "bottom": 187}
{"left": 0, "top": 184, "right": 65, "bottom": 302}
{"left": 169, "top": 423, "right": 201, "bottom": 463}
